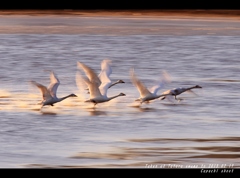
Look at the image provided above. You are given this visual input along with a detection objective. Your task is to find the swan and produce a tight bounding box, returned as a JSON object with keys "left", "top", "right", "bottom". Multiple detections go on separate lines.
{"left": 81, "top": 59, "right": 125, "bottom": 93}
{"left": 98, "top": 59, "right": 125, "bottom": 88}
{"left": 130, "top": 68, "right": 171, "bottom": 104}
{"left": 160, "top": 85, "right": 202, "bottom": 102}
{"left": 30, "top": 70, "right": 77, "bottom": 109}
{"left": 77, "top": 62, "right": 126, "bottom": 107}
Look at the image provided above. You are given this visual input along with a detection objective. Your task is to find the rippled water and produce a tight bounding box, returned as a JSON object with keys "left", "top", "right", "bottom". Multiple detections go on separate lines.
{"left": 0, "top": 14, "right": 240, "bottom": 168}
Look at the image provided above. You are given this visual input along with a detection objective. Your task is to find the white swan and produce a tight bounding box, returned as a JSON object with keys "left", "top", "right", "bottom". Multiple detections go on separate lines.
{"left": 30, "top": 70, "right": 77, "bottom": 109}
{"left": 98, "top": 59, "right": 125, "bottom": 88}
{"left": 130, "top": 68, "right": 171, "bottom": 104}
{"left": 82, "top": 59, "right": 125, "bottom": 93}
{"left": 160, "top": 85, "right": 202, "bottom": 102}
{"left": 77, "top": 62, "right": 126, "bottom": 107}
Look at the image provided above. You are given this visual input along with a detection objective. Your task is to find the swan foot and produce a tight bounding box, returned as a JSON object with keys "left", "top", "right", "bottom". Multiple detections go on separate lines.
{"left": 40, "top": 105, "right": 43, "bottom": 112}
{"left": 36, "top": 101, "right": 44, "bottom": 105}
{"left": 177, "top": 98, "right": 183, "bottom": 103}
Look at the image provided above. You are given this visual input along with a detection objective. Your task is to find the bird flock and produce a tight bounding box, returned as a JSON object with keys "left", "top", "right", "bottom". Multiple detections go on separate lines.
{"left": 29, "top": 59, "right": 202, "bottom": 111}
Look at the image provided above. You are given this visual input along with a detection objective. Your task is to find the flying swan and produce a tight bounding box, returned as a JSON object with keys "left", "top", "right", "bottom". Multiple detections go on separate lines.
{"left": 77, "top": 62, "right": 126, "bottom": 107}
{"left": 83, "top": 59, "right": 125, "bottom": 93}
{"left": 130, "top": 68, "right": 171, "bottom": 104}
{"left": 30, "top": 70, "right": 77, "bottom": 109}
{"left": 160, "top": 85, "right": 202, "bottom": 102}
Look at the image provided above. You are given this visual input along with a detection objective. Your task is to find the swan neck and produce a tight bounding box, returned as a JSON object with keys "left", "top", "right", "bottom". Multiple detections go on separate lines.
{"left": 186, "top": 86, "right": 196, "bottom": 91}
{"left": 108, "top": 81, "right": 119, "bottom": 88}
{"left": 58, "top": 94, "right": 73, "bottom": 102}
{"left": 108, "top": 94, "right": 122, "bottom": 100}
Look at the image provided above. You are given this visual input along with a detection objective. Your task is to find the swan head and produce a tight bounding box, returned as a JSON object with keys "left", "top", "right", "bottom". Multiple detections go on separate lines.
{"left": 194, "top": 85, "right": 202, "bottom": 88}
{"left": 117, "top": 80, "right": 125, "bottom": 83}
{"left": 119, "top": 93, "right": 126, "bottom": 96}
{"left": 69, "top": 93, "right": 78, "bottom": 97}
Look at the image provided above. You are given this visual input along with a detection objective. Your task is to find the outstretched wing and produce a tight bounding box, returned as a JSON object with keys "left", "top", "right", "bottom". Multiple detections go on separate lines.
{"left": 77, "top": 62, "right": 103, "bottom": 99}
{"left": 76, "top": 71, "right": 88, "bottom": 91}
{"left": 47, "top": 71, "right": 60, "bottom": 98}
{"left": 75, "top": 71, "right": 88, "bottom": 100}
{"left": 150, "top": 70, "right": 171, "bottom": 95}
{"left": 77, "top": 61, "right": 101, "bottom": 87}
{"left": 30, "top": 81, "right": 53, "bottom": 101}
{"left": 99, "top": 71, "right": 112, "bottom": 97}
{"left": 98, "top": 59, "right": 112, "bottom": 83}
{"left": 186, "top": 89, "right": 198, "bottom": 96}
{"left": 130, "top": 68, "right": 151, "bottom": 98}
{"left": 83, "top": 76, "right": 103, "bottom": 99}
{"left": 162, "top": 95, "right": 175, "bottom": 103}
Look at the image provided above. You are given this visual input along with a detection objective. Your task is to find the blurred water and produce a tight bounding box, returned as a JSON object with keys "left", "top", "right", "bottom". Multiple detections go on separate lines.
{"left": 0, "top": 15, "right": 240, "bottom": 168}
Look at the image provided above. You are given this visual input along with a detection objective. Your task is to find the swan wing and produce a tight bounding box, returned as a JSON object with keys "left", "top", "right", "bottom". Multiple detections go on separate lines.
{"left": 75, "top": 71, "right": 88, "bottom": 99}
{"left": 150, "top": 81, "right": 165, "bottom": 95}
{"left": 47, "top": 71, "right": 60, "bottom": 98}
{"left": 161, "top": 89, "right": 172, "bottom": 95}
{"left": 76, "top": 71, "right": 88, "bottom": 91}
{"left": 186, "top": 89, "right": 198, "bottom": 96}
{"left": 164, "top": 95, "right": 175, "bottom": 103}
{"left": 98, "top": 59, "right": 112, "bottom": 83}
{"left": 99, "top": 71, "right": 112, "bottom": 96}
{"left": 85, "top": 78, "right": 103, "bottom": 99}
{"left": 130, "top": 68, "right": 151, "bottom": 98}
{"left": 99, "top": 82, "right": 112, "bottom": 97}
{"left": 78, "top": 63, "right": 103, "bottom": 99}
{"left": 30, "top": 81, "right": 53, "bottom": 101}
{"left": 150, "top": 71, "right": 171, "bottom": 95}
{"left": 77, "top": 61, "right": 101, "bottom": 85}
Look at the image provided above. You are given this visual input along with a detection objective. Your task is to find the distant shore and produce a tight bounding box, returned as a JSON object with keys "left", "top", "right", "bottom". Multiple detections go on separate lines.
{"left": 1, "top": 10, "right": 240, "bottom": 35}
{"left": 0, "top": 10, "right": 240, "bottom": 19}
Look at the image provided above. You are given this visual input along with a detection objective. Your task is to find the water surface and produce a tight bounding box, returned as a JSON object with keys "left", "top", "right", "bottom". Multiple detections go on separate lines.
{"left": 0, "top": 14, "right": 240, "bottom": 168}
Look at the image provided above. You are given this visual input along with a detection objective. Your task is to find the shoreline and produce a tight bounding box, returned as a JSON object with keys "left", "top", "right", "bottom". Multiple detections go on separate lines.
{"left": 1, "top": 10, "right": 240, "bottom": 35}
{"left": 0, "top": 10, "right": 240, "bottom": 18}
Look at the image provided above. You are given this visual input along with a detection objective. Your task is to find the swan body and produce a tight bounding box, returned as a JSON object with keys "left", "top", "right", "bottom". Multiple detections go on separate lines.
{"left": 77, "top": 62, "right": 126, "bottom": 107}
{"left": 130, "top": 68, "right": 171, "bottom": 104}
{"left": 30, "top": 70, "right": 77, "bottom": 109}
{"left": 160, "top": 85, "right": 202, "bottom": 101}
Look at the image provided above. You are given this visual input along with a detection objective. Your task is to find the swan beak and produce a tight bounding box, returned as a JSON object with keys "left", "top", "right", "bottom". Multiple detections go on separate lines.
{"left": 118, "top": 80, "right": 125, "bottom": 83}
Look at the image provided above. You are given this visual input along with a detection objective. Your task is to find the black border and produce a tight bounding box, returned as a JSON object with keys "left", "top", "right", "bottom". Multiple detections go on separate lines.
{"left": 0, "top": 0, "right": 240, "bottom": 10}
{"left": 1, "top": 0, "right": 240, "bottom": 174}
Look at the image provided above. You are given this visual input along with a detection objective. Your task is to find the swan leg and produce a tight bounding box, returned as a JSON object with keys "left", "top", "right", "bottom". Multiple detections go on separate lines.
{"left": 37, "top": 101, "right": 43, "bottom": 105}
{"left": 174, "top": 95, "right": 182, "bottom": 103}
{"left": 93, "top": 102, "right": 97, "bottom": 108}
{"left": 178, "top": 98, "right": 183, "bottom": 103}
{"left": 40, "top": 105, "right": 44, "bottom": 112}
